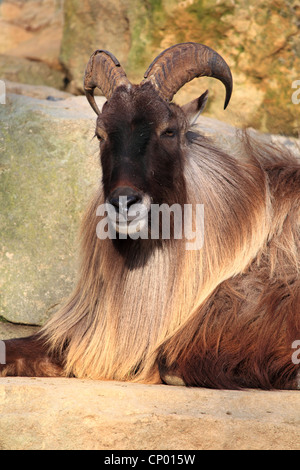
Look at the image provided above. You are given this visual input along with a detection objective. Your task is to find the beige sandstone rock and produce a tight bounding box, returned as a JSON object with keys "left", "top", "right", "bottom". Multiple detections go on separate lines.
{"left": 60, "top": 0, "right": 131, "bottom": 94}
{"left": 5, "top": 80, "right": 73, "bottom": 100}
{"left": 0, "top": 0, "right": 63, "bottom": 66}
{"left": 0, "top": 377, "right": 299, "bottom": 450}
{"left": 0, "top": 55, "right": 65, "bottom": 90}
{"left": 0, "top": 22, "right": 33, "bottom": 53}
{"left": 0, "top": 322, "right": 39, "bottom": 340}
{"left": 7, "top": 23, "right": 63, "bottom": 69}
{"left": 0, "top": 0, "right": 64, "bottom": 85}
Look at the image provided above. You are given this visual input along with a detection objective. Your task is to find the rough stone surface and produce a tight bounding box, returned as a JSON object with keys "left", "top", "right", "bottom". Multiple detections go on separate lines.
{"left": 0, "top": 377, "right": 299, "bottom": 450}
{"left": 0, "top": 0, "right": 65, "bottom": 88}
{"left": 0, "top": 93, "right": 103, "bottom": 324}
{"left": 5, "top": 80, "right": 73, "bottom": 100}
{"left": 0, "top": 0, "right": 63, "bottom": 67}
{"left": 60, "top": 0, "right": 131, "bottom": 94}
{"left": 0, "top": 55, "right": 65, "bottom": 90}
{"left": 0, "top": 0, "right": 299, "bottom": 135}
{"left": 0, "top": 322, "right": 39, "bottom": 340}
{"left": 58, "top": 0, "right": 300, "bottom": 136}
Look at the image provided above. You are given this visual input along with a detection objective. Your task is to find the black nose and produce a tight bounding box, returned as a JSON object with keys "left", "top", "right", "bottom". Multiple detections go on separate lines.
{"left": 108, "top": 187, "right": 142, "bottom": 213}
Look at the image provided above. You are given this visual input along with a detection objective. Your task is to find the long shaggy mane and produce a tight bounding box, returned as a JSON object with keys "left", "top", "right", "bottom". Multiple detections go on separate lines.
{"left": 41, "top": 128, "right": 300, "bottom": 389}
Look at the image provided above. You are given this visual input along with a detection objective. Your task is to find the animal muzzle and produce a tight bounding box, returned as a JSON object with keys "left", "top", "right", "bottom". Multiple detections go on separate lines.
{"left": 107, "top": 186, "right": 150, "bottom": 235}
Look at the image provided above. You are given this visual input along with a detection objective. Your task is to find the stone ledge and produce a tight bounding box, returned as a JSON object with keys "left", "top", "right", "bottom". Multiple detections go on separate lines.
{"left": 0, "top": 377, "right": 299, "bottom": 450}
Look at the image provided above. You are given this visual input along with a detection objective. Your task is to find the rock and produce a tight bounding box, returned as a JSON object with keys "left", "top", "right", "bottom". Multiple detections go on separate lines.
{"left": 0, "top": 377, "right": 299, "bottom": 450}
{"left": 0, "top": 0, "right": 64, "bottom": 85}
{"left": 59, "top": 0, "right": 300, "bottom": 136}
{"left": 5, "top": 80, "right": 73, "bottom": 100}
{"left": 60, "top": 0, "right": 131, "bottom": 94}
{"left": 7, "top": 23, "right": 63, "bottom": 70}
{"left": 0, "top": 0, "right": 62, "bottom": 32}
{"left": 0, "top": 2, "right": 33, "bottom": 53}
{"left": 0, "top": 21, "right": 32, "bottom": 55}
{"left": 0, "top": 0, "right": 299, "bottom": 135}
{"left": 0, "top": 322, "right": 39, "bottom": 340}
{"left": 0, "top": 55, "right": 65, "bottom": 90}
{"left": 0, "top": 92, "right": 104, "bottom": 324}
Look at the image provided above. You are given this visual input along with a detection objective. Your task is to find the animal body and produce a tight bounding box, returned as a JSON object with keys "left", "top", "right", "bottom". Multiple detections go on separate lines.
{"left": 1, "top": 43, "right": 299, "bottom": 389}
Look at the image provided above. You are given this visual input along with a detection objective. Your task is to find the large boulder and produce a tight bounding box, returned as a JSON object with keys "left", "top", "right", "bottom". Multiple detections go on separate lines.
{"left": 4, "top": 80, "right": 73, "bottom": 100}
{"left": 0, "top": 92, "right": 103, "bottom": 325}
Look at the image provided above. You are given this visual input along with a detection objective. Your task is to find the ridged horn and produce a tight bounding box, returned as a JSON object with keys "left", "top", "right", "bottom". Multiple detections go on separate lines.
{"left": 84, "top": 49, "right": 131, "bottom": 115}
{"left": 142, "top": 42, "right": 233, "bottom": 109}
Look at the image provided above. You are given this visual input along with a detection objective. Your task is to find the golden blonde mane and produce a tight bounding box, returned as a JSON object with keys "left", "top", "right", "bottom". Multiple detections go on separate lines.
{"left": 41, "top": 131, "right": 281, "bottom": 383}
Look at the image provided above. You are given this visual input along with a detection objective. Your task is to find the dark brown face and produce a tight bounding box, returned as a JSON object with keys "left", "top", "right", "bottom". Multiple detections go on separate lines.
{"left": 84, "top": 44, "right": 232, "bottom": 242}
{"left": 95, "top": 82, "right": 188, "bottom": 236}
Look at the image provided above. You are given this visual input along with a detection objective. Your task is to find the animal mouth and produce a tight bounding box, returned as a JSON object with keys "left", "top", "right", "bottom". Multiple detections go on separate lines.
{"left": 106, "top": 195, "right": 150, "bottom": 235}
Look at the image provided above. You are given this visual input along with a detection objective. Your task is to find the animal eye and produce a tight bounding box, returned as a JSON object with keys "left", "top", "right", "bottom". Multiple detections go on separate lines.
{"left": 161, "top": 129, "right": 176, "bottom": 138}
{"left": 95, "top": 131, "right": 106, "bottom": 142}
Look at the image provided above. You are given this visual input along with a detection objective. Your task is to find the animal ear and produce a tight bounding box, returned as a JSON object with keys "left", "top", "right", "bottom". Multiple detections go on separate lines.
{"left": 181, "top": 90, "right": 209, "bottom": 124}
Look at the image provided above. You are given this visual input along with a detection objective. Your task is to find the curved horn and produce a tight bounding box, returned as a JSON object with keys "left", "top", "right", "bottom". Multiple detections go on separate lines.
{"left": 84, "top": 49, "right": 131, "bottom": 115}
{"left": 142, "top": 42, "right": 233, "bottom": 109}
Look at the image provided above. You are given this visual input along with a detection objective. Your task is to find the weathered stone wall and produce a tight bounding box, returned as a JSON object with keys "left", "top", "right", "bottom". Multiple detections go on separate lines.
{"left": 0, "top": 91, "right": 102, "bottom": 324}
{"left": 0, "top": 0, "right": 65, "bottom": 88}
{"left": 60, "top": 0, "right": 131, "bottom": 94}
{"left": 0, "top": 0, "right": 299, "bottom": 135}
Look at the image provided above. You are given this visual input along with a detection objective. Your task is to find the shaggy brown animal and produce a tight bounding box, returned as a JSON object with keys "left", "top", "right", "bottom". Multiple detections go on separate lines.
{"left": 1, "top": 43, "right": 299, "bottom": 389}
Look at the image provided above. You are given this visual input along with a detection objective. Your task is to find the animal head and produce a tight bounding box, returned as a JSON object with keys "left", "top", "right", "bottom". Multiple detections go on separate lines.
{"left": 84, "top": 42, "right": 232, "bottom": 236}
